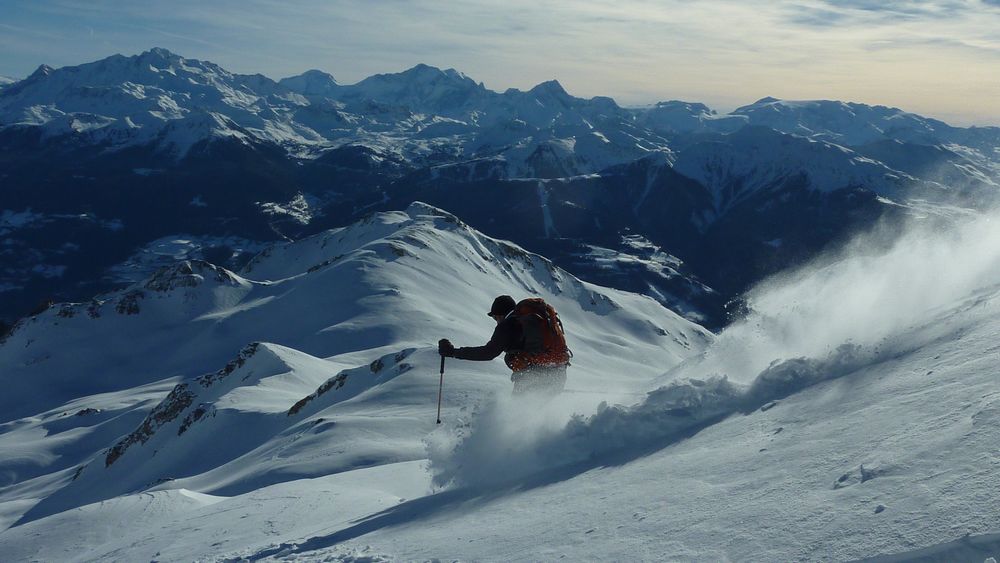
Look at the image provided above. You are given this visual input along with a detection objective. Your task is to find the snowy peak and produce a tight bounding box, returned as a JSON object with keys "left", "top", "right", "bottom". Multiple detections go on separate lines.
{"left": 135, "top": 47, "right": 185, "bottom": 67}
{"left": 513, "top": 79, "right": 581, "bottom": 113}
{"left": 0, "top": 48, "right": 298, "bottom": 156}
{"left": 399, "top": 63, "right": 470, "bottom": 82}
{"left": 342, "top": 63, "right": 487, "bottom": 113}
{"left": 731, "top": 97, "right": 950, "bottom": 145}
{"left": 656, "top": 100, "right": 714, "bottom": 114}
{"left": 28, "top": 64, "right": 54, "bottom": 80}
{"left": 0, "top": 65, "right": 49, "bottom": 96}
{"left": 278, "top": 69, "right": 339, "bottom": 97}
{"left": 527, "top": 79, "right": 570, "bottom": 98}
{"left": 351, "top": 63, "right": 482, "bottom": 93}
{"left": 640, "top": 100, "right": 747, "bottom": 134}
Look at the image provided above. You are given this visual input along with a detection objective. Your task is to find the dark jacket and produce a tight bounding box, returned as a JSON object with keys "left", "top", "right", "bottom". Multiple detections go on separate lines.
{"left": 452, "top": 317, "right": 524, "bottom": 362}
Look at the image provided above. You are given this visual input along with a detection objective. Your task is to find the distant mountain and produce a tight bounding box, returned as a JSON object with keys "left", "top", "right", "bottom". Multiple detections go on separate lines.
{"left": 333, "top": 63, "right": 488, "bottom": 115}
{"left": 638, "top": 100, "right": 746, "bottom": 134}
{"left": 2, "top": 47, "right": 999, "bottom": 329}
{"left": 732, "top": 97, "right": 945, "bottom": 146}
{"left": 731, "top": 97, "right": 1000, "bottom": 169}
{"left": 277, "top": 68, "right": 339, "bottom": 98}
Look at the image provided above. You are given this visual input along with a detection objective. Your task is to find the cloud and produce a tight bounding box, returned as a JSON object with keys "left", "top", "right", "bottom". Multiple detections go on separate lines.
{"left": 821, "top": 0, "right": 968, "bottom": 18}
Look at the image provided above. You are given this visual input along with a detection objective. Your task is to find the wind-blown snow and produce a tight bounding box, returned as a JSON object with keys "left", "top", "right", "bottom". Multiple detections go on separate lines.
{"left": 683, "top": 206, "right": 1000, "bottom": 385}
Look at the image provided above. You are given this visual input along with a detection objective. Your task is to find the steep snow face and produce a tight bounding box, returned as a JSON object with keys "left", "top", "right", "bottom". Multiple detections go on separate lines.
{"left": 0, "top": 201, "right": 711, "bottom": 530}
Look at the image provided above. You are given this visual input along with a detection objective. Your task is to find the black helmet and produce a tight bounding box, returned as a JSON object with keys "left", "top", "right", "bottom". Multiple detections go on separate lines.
{"left": 487, "top": 295, "right": 516, "bottom": 318}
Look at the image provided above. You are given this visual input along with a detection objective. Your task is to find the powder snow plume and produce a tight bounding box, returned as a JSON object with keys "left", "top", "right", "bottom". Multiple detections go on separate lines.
{"left": 429, "top": 202, "right": 1000, "bottom": 489}
{"left": 688, "top": 203, "right": 1000, "bottom": 386}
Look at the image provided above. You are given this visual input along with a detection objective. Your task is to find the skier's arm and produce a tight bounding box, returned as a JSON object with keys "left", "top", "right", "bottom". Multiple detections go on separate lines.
{"left": 452, "top": 324, "right": 510, "bottom": 361}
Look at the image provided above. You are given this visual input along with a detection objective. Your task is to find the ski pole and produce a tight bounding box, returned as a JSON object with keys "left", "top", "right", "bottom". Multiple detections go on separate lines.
{"left": 436, "top": 355, "right": 446, "bottom": 424}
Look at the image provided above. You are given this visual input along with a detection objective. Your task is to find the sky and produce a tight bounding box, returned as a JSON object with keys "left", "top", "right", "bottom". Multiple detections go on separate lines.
{"left": 1, "top": 0, "right": 998, "bottom": 126}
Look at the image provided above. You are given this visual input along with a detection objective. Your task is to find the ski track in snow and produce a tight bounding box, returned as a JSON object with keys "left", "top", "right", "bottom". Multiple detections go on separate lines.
{"left": 427, "top": 342, "right": 873, "bottom": 490}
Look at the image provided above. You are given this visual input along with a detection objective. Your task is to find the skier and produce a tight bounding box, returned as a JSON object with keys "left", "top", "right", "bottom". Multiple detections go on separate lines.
{"left": 438, "top": 295, "right": 571, "bottom": 396}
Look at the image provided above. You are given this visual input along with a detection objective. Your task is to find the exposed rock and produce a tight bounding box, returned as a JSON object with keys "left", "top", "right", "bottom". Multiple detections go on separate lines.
{"left": 288, "top": 348, "right": 415, "bottom": 416}
{"left": 116, "top": 290, "right": 144, "bottom": 315}
{"left": 105, "top": 382, "right": 195, "bottom": 466}
{"left": 196, "top": 342, "right": 260, "bottom": 388}
{"left": 104, "top": 342, "right": 260, "bottom": 466}
{"left": 144, "top": 260, "right": 239, "bottom": 292}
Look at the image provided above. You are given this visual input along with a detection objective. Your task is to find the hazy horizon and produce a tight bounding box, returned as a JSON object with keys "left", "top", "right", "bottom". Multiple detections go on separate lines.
{"left": 2, "top": 0, "right": 999, "bottom": 127}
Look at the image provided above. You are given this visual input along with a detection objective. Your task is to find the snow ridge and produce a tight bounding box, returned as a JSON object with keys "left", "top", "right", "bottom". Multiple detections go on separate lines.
{"left": 2, "top": 200, "right": 711, "bottom": 534}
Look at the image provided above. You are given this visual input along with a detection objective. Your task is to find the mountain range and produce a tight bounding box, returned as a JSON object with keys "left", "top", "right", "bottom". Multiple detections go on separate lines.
{"left": 1, "top": 48, "right": 999, "bottom": 330}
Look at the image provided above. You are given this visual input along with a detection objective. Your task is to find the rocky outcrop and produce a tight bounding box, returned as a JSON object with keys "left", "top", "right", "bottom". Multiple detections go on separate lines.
{"left": 104, "top": 343, "right": 260, "bottom": 467}
{"left": 288, "top": 348, "right": 415, "bottom": 416}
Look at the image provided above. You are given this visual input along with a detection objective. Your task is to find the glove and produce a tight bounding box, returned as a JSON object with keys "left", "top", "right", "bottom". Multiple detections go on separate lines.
{"left": 438, "top": 338, "right": 456, "bottom": 357}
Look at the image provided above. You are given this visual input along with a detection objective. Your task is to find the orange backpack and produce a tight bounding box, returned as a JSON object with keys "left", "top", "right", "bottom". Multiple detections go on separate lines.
{"left": 505, "top": 298, "right": 572, "bottom": 371}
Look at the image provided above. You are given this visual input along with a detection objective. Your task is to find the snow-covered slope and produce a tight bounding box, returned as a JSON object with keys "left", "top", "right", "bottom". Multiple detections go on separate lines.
{"left": 4, "top": 202, "right": 1000, "bottom": 560}
{"left": 0, "top": 201, "right": 710, "bottom": 530}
